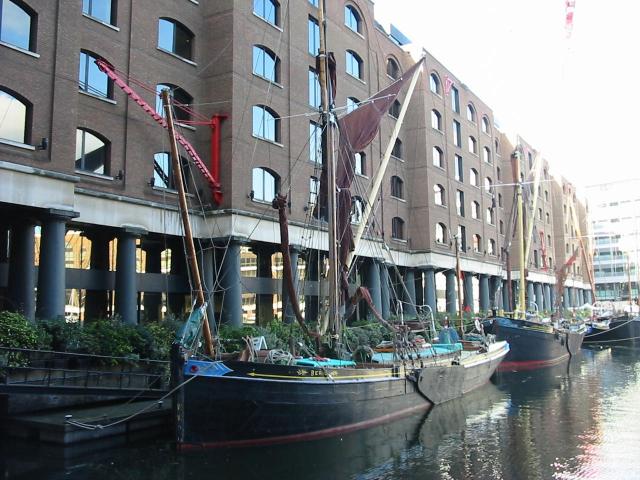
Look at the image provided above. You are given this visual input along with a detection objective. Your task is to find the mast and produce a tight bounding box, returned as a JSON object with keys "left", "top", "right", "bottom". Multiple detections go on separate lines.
{"left": 455, "top": 236, "right": 464, "bottom": 331}
{"left": 318, "top": 0, "right": 341, "bottom": 334}
{"left": 513, "top": 150, "right": 527, "bottom": 318}
{"left": 162, "top": 90, "right": 214, "bottom": 356}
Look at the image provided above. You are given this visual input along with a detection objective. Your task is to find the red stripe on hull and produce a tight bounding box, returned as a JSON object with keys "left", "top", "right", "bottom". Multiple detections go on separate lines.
{"left": 177, "top": 402, "right": 430, "bottom": 451}
{"left": 497, "top": 353, "right": 569, "bottom": 372}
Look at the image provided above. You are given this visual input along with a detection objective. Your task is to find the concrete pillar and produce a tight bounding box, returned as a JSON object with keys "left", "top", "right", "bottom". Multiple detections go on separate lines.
{"left": 563, "top": 287, "right": 570, "bottom": 309}
{"left": 550, "top": 287, "right": 556, "bottom": 311}
{"left": 282, "top": 246, "right": 300, "bottom": 324}
{"left": 585, "top": 289, "right": 592, "bottom": 304}
{"left": 83, "top": 231, "right": 111, "bottom": 321}
{"left": 143, "top": 241, "right": 163, "bottom": 322}
{"left": 403, "top": 268, "right": 417, "bottom": 318}
{"left": 380, "top": 263, "right": 391, "bottom": 320}
{"left": 534, "top": 282, "right": 544, "bottom": 312}
{"left": 463, "top": 272, "right": 474, "bottom": 312}
{"left": 364, "top": 258, "right": 382, "bottom": 316}
{"left": 8, "top": 220, "right": 36, "bottom": 320}
{"left": 36, "top": 214, "right": 68, "bottom": 320}
{"left": 578, "top": 289, "right": 585, "bottom": 306}
{"left": 114, "top": 230, "right": 138, "bottom": 325}
{"left": 479, "top": 274, "right": 490, "bottom": 312}
{"left": 423, "top": 268, "right": 437, "bottom": 314}
{"left": 502, "top": 280, "right": 510, "bottom": 311}
{"left": 197, "top": 242, "right": 215, "bottom": 327}
{"left": 445, "top": 270, "right": 457, "bottom": 315}
{"left": 255, "top": 246, "right": 274, "bottom": 326}
{"left": 543, "top": 283, "right": 552, "bottom": 312}
{"left": 219, "top": 239, "right": 242, "bottom": 327}
{"left": 414, "top": 270, "right": 423, "bottom": 307}
{"left": 168, "top": 242, "right": 186, "bottom": 315}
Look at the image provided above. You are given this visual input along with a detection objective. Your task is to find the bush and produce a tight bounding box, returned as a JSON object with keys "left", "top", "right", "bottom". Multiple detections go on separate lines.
{"left": 0, "top": 311, "right": 39, "bottom": 366}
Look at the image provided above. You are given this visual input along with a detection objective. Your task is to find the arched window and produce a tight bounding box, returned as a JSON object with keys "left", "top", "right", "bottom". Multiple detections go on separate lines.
{"left": 435, "top": 223, "right": 447, "bottom": 244}
{"left": 546, "top": 212, "right": 550, "bottom": 224}
{"left": 499, "top": 220, "right": 504, "bottom": 234}
{"left": 468, "top": 136, "right": 477, "bottom": 154}
{"left": 544, "top": 190, "right": 549, "bottom": 202}
{"left": 429, "top": 73, "right": 441, "bottom": 94}
{"left": 79, "top": 50, "right": 112, "bottom": 98}
{"left": 431, "top": 109, "right": 442, "bottom": 130}
{"left": 344, "top": 5, "right": 361, "bottom": 33}
{"left": 75, "top": 128, "right": 109, "bottom": 175}
{"left": 351, "top": 196, "right": 364, "bottom": 224}
{"left": 482, "top": 116, "right": 490, "bottom": 134}
{"left": 473, "top": 234, "right": 481, "bottom": 253}
{"left": 391, "top": 138, "right": 402, "bottom": 159}
{"left": 486, "top": 207, "right": 495, "bottom": 225}
{"left": 152, "top": 151, "right": 189, "bottom": 190}
{"left": 355, "top": 152, "right": 365, "bottom": 175}
{"left": 388, "top": 99, "right": 400, "bottom": 118}
{"left": 485, "top": 176, "right": 493, "bottom": 191}
{"left": 497, "top": 166, "right": 501, "bottom": 180}
{"left": 346, "top": 50, "right": 363, "bottom": 79}
{"left": 483, "top": 146, "right": 491, "bottom": 164}
{"left": 346, "top": 96, "right": 360, "bottom": 113}
{"left": 252, "top": 105, "right": 280, "bottom": 142}
{"left": 391, "top": 175, "right": 404, "bottom": 199}
{"left": 533, "top": 250, "right": 540, "bottom": 268}
{"left": 495, "top": 138, "right": 499, "bottom": 151}
{"left": 471, "top": 201, "right": 480, "bottom": 219}
{"left": 470, "top": 168, "right": 478, "bottom": 186}
{"left": 498, "top": 193, "right": 503, "bottom": 207}
{"left": 158, "top": 18, "right": 194, "bottom": 60}
{"left": 392, "top": 217, "right": 404, "bottom": 240}
{"left": 488, "top": 238, "right": 496, "bottom": 256}
{"left": 451, "top": 86, "right": 459, "bottom": 113}
{"left": 254, "top": 0, "right": 279, "bottom": 26}
{"left": 432, "top": 146, "right": 443, "bottom": 168}
{"left": 155, "top": 83, "right": 193, "bottom": 122}
{"left": 82, "top": 0, "right": 115, "bottom": 25}
{"left": 434, "top": 184, "right": 446, "bottom": 206}
{"left": 253, "top": 45, "right": 280, "bottom": 83}
{"left": 252, "top": 167, "right": 278, "bottom": 202}
{"left": 1, "top": 0, "right": 35, "bottom": 51}
{"left": 0, "top": 87, "right": 30, "bottom": 144}
{"left": 387, "top": 57, "right": 400, "bottom": 79}
{"left": 466, "top": 103, "right": 476, "bottom": 123}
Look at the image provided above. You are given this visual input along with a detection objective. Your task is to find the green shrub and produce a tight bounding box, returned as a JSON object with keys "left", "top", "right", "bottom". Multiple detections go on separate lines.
{"left": 0, "top": 311, "right": 38, "bottom": 366}
{"left": 37, "top": 319, "right": 88, "bottom": 352}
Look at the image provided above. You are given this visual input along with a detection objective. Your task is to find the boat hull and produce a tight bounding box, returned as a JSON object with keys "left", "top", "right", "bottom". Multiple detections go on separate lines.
{"left": 585, "top": 315, "right": 640, "bottom": 346}
{"left": 485, "top": 317, "right": 581, "bottom": 371}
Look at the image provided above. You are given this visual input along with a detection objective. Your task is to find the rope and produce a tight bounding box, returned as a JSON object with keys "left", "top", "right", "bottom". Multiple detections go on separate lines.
{"left": 585, "top": 317, "right": 637, "bottom": 338}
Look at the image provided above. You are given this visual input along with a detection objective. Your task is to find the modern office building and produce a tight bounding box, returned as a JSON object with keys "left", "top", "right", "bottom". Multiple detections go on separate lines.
{"left": 0, "top": 0, "right": 590, "bottom": 325}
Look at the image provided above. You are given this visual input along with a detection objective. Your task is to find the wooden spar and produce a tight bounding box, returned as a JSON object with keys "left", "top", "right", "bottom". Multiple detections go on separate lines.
{"left": 318, "top": 0, "right": 340, "bottom": 335}
{"left": 455, "top": 236, "right": 464, "bottom": 331}
{"left": 513, "top": 150, "right": 527, "bottom": 318}
{"left": 346, "top": 61, "right": 423, "bottom": 270}
{"left": 523, "top": 152, "right": 543, "bottom": 265}
{"left": 162, "top": 90, "right": 214, "bottom": 357}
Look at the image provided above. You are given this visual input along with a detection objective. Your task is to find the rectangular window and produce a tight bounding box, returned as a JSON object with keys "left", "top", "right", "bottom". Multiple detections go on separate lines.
{"left": 458, "top": 225, "right": 466, "bottom": 251}
{"left": 308, "top": 16, "right": 319, "bottom": 55}
{"left": 308, "top": 68, "right": 320, "bottom": 108}
{"left": 454, "top": 155, "right": 463, "bottom": 181}
{"left": 456, "top": 190, "right": 465, "bottom": 217}
{"left": 309, "top": 121, "right": 321, "bottom": 164}
{"left": 452, "top": 120, "right": 461, "bottom": 147}
{"left": 82, "top": 0, "right": 114, "bottom": 25}
{"left": 355, "top": 152, "right": 365, "bottom": 175}
{"left": 451, "top": 86, "right": 459, "bottom": 113}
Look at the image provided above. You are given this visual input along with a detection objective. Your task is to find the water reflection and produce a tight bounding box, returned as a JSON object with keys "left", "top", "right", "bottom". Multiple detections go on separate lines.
{"left": 3, "top": 348, "right": 640, "bottom": 479}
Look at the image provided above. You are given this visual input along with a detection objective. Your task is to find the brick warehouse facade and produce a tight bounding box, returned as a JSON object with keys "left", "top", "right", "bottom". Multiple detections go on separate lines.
{"left": 0, "top": 0, "right": 591, "bottom": 325}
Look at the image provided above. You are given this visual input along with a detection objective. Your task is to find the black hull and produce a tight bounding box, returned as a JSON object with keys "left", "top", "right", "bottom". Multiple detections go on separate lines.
{"left": 485, "top": 317, "right": 582, "bottom": 371}
{"left": 585, "top": 315, "right": 640, "bottom": 346}
{"left": 173, "top": 343, "right": 509, "bottom": 448}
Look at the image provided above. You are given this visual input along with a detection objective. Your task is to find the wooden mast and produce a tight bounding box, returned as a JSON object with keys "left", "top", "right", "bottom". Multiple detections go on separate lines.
{"left": 513, "top": 150, "right": 527, "bottom": 318}
{"left": 318, "top": 0, "right": 340, "bottom": 336}
{"left": 162, "top": 90, "right": 214, "bottom": 356}
{"left": 455, "top": 236, "right": 464, "bottom": 332}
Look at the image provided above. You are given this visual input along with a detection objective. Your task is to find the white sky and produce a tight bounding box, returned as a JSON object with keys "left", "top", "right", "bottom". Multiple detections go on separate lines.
{"left": 374, "top": 0, "right": 640, "bottom": 193}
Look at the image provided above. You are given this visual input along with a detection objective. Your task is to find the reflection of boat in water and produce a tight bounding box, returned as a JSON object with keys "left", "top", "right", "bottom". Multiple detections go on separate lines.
{"left": 585, "top": 312, "right": 640, "bottom": 346}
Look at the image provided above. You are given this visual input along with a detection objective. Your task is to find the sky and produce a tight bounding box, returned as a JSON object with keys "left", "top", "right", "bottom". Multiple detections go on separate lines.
{"left": 374, "top": 0, "right": 640, "bottom": 193}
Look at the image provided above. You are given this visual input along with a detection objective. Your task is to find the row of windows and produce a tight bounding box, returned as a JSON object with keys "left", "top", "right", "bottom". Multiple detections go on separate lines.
{"left": 432, "top": 223, "right": 498, "bottom": 255}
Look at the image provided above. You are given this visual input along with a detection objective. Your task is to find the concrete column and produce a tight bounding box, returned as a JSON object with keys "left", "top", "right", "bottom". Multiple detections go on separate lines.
{"left": 414, "top": 270, "right": 423, "bottom": 307}
{"left": 114, "top": 230, "right": 138, "bottom": 325}
{"left": 502, "top": 280, "right": 510, "bottom": 311}
{"left": 585, "top": 290, "right": 592, "bottom": 304}
{"left": 403, "top": 268, "right": 417, "bottom": 318}
{"left": 524, "top": 281, "right": 533, "bottom": 310}
{"left": 197, "top": 242, "right": 215, "bottom": 327}
{"left": 479, "top": 274, "right": 490, "bottom": 312}
{"left": 282, "top": 246, "right": 300, "bottom": 324}
{"left": 36, "top": 214, "right": 68, "bottom": 320}
{"left": 489, "top": 276, "right": 501, "bottom": 310}
{"left": 219, "top": 239, "right": 242, "bottom": 327}
{"left": 168, "top": 242, "right": 186, "bottom": 315}
{"left": 463, "top": 272, "right": 474, "bottom": 312}
{"left": 550, "top": 287, "right": 556, "bottom": 312}
{"left": 255, "top": 246, "right": 274, "bottom": 326}
{"left": 8, "top": 220, "right": 36, "bottom": 320}
{"left": 535, "top": 282, "right": 544, "bottom": 312}
{"left": 364, "top": 258, "right": 382, "bottom": 316}
{"left": 445, "top": 270, "right": 457, "bottom": 315}
{"left": 423, "top": 268, "right": 437, "bottom": 314}
{"left": 380, "top": 263, "right": 391, "bottom": 320}
{"left": 563, "top": 287, "right": 570, "bottom": 309}
{"left": 143, "top": 241, "right": 163, "bottom": 322}
{"left": 578, "top": 289, "right": 585, "bottom": 306}
{"left": 543, "top": 283, "right": 552, "bottom": 312}
{"left": 83, "top": 231, "right": 111, "bottom": 321}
